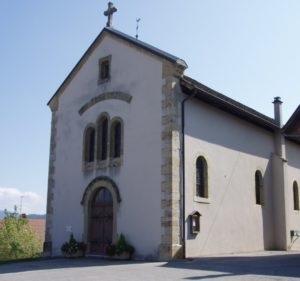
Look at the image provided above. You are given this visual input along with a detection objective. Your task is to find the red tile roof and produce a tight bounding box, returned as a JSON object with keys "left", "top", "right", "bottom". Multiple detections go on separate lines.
{"left": 0, "top": 219, "right": 45, "bottom": 242}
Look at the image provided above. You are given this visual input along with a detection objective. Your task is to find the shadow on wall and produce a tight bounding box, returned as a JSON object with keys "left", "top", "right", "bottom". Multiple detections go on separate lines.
{"left": 185, "top": 100, "right": 274, "bottom": 159}
{"left": 262, "top": 161, "right": 275, "bottom": 250}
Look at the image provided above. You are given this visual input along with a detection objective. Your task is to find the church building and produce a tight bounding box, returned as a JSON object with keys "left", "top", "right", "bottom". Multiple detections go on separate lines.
{"left": 44, "top": 3, "right": 300, "bottom": 260}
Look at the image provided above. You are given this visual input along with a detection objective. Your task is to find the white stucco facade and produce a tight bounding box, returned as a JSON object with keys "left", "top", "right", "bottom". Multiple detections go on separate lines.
{"left": 184, "top": 100, "right": 275, "bottom": 256}
{"left": 47, "top": 31, "right": 167, "bottom": 258}
{"left": 45, "top": 27, "right": 300, "bottom": 260}
{"left": 286, "top": 140, "right": 300, "bottom": 250}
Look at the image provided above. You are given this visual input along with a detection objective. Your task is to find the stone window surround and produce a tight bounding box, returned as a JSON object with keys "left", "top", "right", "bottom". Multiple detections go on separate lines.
{"left": 82, "top": 124, "right": 96, "bottom": 165}
{"left": 194, "top": 154, "right": 209, "bottom": 203}
{"left": 255, "top": 169, "right": 264, "bottom": 206}
{"left": 98, "top": 55, "right": 112, "bottom": 84}
{"left": 293, "top": 180, "right": 300, "bottom": 211}
{"left": 82, "top": 114, "right": 124, "bottom": 171}
{"left": 109, "top": 117, "right": 123, "bottom": 159}
{"left": 97, "top": 113, "right": 110, "bottom": 161}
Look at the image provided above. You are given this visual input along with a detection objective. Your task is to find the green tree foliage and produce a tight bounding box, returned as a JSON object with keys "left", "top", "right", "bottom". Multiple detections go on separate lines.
{"left": 0, "top": 208, "right": 42, "bottom": 261}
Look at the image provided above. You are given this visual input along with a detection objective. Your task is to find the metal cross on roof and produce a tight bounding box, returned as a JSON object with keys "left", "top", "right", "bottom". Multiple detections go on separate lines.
{"left": 104, "top": 2, "right": 117, "bottom": 28}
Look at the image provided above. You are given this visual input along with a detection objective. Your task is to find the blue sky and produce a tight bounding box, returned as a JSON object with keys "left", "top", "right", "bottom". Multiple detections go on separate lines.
{"left": 0, "top": 0, "right": 299, "bottom": 214}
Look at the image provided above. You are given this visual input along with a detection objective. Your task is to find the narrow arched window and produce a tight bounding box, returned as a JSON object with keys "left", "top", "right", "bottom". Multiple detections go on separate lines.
{"left": 255, "top": 170, "right": 264, "bottom": 205}
{"left": 97, "top": 116, "right": 108, "bottom": 161}
{"left": 196, "top": 156, "right": 208, "bottom": 198}
{"left": 293, "top": 181, "right": 299, "bottom": 211}
{"left": 110, "top": 120, "right": 122, "bottom": 158}
{"left": 84, "top": 127, "right": 95, "bottom": 162}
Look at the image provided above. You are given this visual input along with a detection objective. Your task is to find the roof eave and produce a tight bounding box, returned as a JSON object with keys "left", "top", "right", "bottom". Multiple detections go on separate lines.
{"left": 47, "top": 28, "right": 108, "bottom": 107}
{"left": 282, "top": 105, "right": 300, "bottom": 133}
{"left": 180, "top": 76, "right": 278, "bottom": 132}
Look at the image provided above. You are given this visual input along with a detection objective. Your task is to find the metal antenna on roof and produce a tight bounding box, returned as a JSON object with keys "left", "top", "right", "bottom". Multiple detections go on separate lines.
{"left": 136, "top": 18, "right": 141, "bottom": 40}
{"left": 19, "top": 195, "right": 24, "bottom": 215}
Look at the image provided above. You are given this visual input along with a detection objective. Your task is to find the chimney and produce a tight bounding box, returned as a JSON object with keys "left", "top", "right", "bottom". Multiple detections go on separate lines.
{"left": 273, "top": 97, "right": 283, "bottom": 127}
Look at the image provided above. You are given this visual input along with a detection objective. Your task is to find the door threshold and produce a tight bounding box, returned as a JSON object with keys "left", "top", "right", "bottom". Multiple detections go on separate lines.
{"left": 86, "top": 254, "right": 109, "bottom": 258}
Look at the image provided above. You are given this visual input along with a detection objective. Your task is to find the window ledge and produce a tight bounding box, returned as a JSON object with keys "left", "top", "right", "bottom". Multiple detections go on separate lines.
{"left": 109, "top": 157, "right": 123, "bottom": 167}
{"left": 97, "top": 160, "right": 109, "bottom": 169}
{"left": 255, "top": 203, "right": 264, "bottom": 207}
{"left": 82, "top": 157, "right": 123, "bottom": 172}
{"left": 194, "top": 196, "right": 210, "bottom": 204}
{"left": 82, "top": 162, "right": 94, "bottom": 172}
{"left": 98, "top": 77, "right": 111, "bottom": 85}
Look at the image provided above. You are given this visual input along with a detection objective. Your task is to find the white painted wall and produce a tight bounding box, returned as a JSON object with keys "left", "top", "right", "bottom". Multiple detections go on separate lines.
{"left": 184, "top": 99, "right": 275, "bottom": 256}
{"left": 286, "top": 140, "right": 300, "bottom": 250}
{"left": 50, "top": 34, "right": 163, "bottom": 258}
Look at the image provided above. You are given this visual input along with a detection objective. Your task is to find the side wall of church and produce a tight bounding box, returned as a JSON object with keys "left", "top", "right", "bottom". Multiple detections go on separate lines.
{"left": 286, "top": 140, "right": 300, "bottom": 250}
{"left": 49, "top": 35, "right": 164, "bottom": 258}
{"left": 184, "top": 99, "right": 275, "bottom": 257}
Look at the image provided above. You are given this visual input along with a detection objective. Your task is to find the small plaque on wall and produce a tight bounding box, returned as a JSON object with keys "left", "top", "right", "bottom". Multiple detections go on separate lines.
{"left": 189, "top": 211, "right": 201, "bottom": 234}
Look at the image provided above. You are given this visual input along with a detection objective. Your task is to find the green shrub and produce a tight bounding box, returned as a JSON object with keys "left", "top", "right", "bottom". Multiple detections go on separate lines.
{"left": 0, "top": 209, "right": 42, "bottom": 262}
{"left": 61, "top": 233, "right": 86, "bottom": 256}
{"left": 106, "top": 233, "right": 135, "bottom": 258}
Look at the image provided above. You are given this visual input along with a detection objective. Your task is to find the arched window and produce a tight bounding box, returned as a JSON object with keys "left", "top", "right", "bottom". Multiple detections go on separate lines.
{"left": 196, "top": 156, "right": 208, "bottom": 198}
{"left": 97, "top": 116, "right": 108, "bottom": 161}
{"left": 293, "top": 181, "right": 299, "bottom": 211}
{"left": 255, "top": 170, "right": 264, "bottom": 205}
{"left": 110, "top": 120, "right": 122, "bottom": 158}
{"left": 84, "top": 127, "right": 95, "bottom": 163}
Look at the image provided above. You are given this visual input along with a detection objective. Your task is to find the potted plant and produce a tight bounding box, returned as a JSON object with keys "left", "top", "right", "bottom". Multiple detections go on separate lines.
{"left": 61, "top": 233, "right": 86, "bottom": 258}
{"left": 106, "top": 233, "right": 135, "bottom": 260}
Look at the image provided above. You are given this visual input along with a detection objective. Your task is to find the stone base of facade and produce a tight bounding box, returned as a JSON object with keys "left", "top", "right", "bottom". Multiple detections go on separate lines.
{"left": 43, "top": 241, "right": 52, "bottom": 257}
{"left": 159, "top": 243, "right": 183, "bottom": 261}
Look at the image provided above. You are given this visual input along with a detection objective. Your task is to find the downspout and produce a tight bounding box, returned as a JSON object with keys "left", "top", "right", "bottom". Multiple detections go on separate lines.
{"left": 181, "top": 90, "right": 196, "bottom": 259}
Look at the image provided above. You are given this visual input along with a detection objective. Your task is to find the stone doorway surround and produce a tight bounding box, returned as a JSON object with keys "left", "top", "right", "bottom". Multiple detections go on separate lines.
{"left": 89, "top": 188, "right": 113, "bottom": 254}
{"left": 81, "top": 176, "right": 121, "bottom": 254}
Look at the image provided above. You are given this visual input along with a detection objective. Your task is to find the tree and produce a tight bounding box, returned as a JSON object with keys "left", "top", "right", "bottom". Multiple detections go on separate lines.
{"left": 0, "top": 207, "right": 42, "bottom": 261}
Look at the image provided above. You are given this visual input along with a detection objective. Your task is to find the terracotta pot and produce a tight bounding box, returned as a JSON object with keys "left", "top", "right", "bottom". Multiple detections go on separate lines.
{"left": 64, "top": 250, "right": 85, "bottom": 258}
{"left": 112, "top": 252, "right": 130, "bottom": 260}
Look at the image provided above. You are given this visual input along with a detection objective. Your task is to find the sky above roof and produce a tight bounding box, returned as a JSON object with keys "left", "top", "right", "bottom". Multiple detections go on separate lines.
{"left": 0, "top": 0, "right": 299, "bottom": 214}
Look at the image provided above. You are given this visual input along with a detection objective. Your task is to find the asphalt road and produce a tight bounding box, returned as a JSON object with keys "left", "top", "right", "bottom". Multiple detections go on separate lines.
{"left": 0, "top": 251, "right": 300, "bottom": 281}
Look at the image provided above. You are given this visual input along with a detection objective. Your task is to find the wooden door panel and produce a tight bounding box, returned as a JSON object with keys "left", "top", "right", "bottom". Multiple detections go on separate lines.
{"left": 89, "top": 188, "right": 113, "bottom": 255}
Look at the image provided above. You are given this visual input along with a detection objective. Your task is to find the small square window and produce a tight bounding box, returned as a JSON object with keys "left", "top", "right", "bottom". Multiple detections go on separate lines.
{"left": 101, "top": 60, "right": 110, "bottom": 80}
{"left": 98, "top": 55, "right": 111, "bottom": 84}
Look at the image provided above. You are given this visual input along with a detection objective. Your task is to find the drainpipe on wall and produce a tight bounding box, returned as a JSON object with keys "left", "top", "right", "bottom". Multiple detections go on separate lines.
{"left": 180, "top": 90, "right": 196, "bottom": 259}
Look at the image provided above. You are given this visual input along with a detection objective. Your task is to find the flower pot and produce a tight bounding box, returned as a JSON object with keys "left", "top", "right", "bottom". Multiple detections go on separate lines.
{"left": 64, "top": 250, "right": 85, "bottom": 258}
{"left": 112, "top": 252, "right": 130, "bottom": 260}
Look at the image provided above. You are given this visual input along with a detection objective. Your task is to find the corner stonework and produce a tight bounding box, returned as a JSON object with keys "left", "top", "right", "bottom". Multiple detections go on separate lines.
{"left": 160, "top": 66, "right": 183, "bottom": 260}
{"left": 43, "top": 110, "right": 58, "bottom": 256}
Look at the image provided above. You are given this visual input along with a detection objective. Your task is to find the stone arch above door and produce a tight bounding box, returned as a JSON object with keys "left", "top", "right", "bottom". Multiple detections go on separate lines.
{"left": 81, "top": 176, "right": 121, "bottom": 252}
{"left": 81, "top": 176, "right": 121, "bottom": 205}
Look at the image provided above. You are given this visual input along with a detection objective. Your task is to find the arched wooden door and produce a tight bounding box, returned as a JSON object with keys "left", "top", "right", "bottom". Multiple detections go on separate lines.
{"left": 89, "top": 188, "right": 113, "bottom": 254}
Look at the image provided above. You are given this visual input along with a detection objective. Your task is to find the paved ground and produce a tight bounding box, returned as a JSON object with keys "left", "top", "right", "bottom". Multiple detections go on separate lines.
{"left": 0, "top": 251, "right": 300, "bottom": 281}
